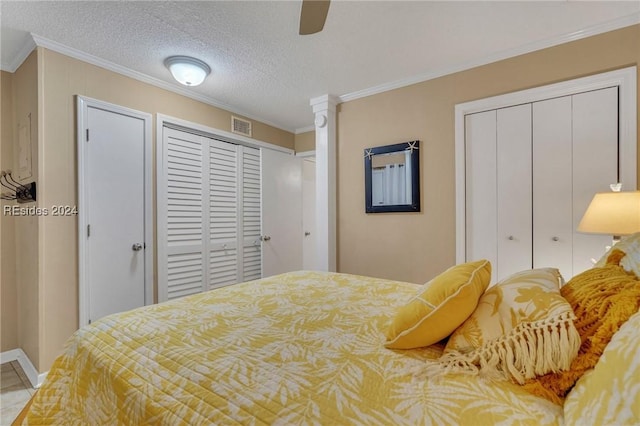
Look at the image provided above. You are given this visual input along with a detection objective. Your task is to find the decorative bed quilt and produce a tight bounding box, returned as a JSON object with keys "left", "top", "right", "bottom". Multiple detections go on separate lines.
{"left": 23, "top": 271, "right": 562, "bottom": 425}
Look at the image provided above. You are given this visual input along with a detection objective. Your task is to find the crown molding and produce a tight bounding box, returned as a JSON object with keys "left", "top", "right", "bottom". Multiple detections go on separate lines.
{"left": 25, "top": 33, "right": 295, "bottom": 133}
{"left": 0, "top": 36, "right": 36, "bottom": 72}
{"left": 295, "top": 125, "right": 315, "bottom": 134}
{"left": 339, "top": 12, "right": 640, "bottom": 103}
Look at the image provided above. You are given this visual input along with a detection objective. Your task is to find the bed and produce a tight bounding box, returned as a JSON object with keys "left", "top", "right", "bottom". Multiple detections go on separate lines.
{"left": 20, "top": 270, "right": 577, "bottom": 425}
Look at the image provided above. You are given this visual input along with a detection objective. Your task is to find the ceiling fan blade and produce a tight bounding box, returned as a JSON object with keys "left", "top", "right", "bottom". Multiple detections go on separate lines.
{"left": 299, "top": 0, "right": 331, "bottom": 35}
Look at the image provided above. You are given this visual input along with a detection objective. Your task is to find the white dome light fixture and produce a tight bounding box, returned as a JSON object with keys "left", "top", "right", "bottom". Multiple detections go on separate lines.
{"left": 164, "top": 56, "right": 211, "bottom": 87}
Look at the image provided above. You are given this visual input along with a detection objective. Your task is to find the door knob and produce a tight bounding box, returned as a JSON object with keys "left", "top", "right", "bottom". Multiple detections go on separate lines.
{"left": 552, "top": 236, "right": 559, "bottom": 242}
{"left": 508, "top": 236, "right": 514, "bottom": 241}
{"left": 260, "top": 235, "right": 271, "bottom": 241}
{"left": 132, "top": 243, "right": 143, "bottom": 251}
{"left": 304, "top": 231, "right": 311, "bottom": 237}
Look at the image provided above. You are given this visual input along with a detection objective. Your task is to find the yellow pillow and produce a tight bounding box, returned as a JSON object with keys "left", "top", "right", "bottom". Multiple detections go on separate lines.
{"left": 439, "top": 268, "right": 580, "bottom": 384}
{"left": 522, "top": 264, "right": 640, "bottom": 404}
{"left": 385, "top": 260, "right": 490, "bottom": 349}
{"left": 564, "top": 309, "right": 640, "bottom": 425}
{"left": 595, "top": 232, "right": 640, "bottom": 277}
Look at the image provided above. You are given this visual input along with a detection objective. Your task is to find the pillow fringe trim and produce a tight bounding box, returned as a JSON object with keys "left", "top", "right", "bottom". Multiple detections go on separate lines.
{"left": 420, "top": 311, "right": 581, "bottom": 384}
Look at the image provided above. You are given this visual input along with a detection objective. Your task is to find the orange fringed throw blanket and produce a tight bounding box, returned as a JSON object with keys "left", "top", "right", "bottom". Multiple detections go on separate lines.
{"left": 523, "top": 255, "right": 640, "bottom": 404}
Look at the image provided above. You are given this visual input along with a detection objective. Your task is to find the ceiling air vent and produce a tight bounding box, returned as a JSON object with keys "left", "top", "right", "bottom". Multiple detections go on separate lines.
{"left": 232, "top": 116, "right": 252, "bottom": 137}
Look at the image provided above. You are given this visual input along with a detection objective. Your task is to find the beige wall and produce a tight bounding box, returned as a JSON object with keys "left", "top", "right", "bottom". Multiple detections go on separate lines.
{"left": 16, "top": 52, "right": 40, "bottom": 368}
{"left": 0, "top": 53, "right": 41, "bottom": 365}
{"left": 1, "top": 71, "right": 17, "bottom": 351}
{"left": 337, "top": 24, "right": 640, "bottom": 284}
{"left": 294, "top": 131, "right": 315, "bottom": 153}
{"left": 35, "top": 48, "right": 294, "bottom": 370}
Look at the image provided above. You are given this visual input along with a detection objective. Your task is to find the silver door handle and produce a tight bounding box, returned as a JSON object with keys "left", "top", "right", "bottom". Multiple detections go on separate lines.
{"left": 508, "top": 236, "right": 514, "bottom": 241}
{"left": 304, "top": 231, "right": 311, "bottom": 237}
{"left": 260, "top": 235, "right": 271, "bottom": 241}
{"left": 132, "top": 243, "right": 143, "bottom": 251}
{"left": 552, "top": 236, "right": 559, "bottom": 242}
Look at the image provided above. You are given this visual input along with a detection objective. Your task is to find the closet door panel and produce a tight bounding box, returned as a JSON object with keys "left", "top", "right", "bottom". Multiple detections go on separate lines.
{"left": 241, "top": 146, "right": 262, "bottom": 282}
{"left": 572, "top": 87, "right": 619, "bottom": 274}
{"left": 497, "top": 104, "right": 532, "bottom": 281}
{"left": 160, "top": 129, "right": 205, "bottom": 301}
{"left": 465, "top": 110, "right": 498, "bottom": 283}
{"left": 533, "top": 96, "right": 573, "bottom": 279}
{"left": 209, "top": 140, "right": 238, "bottom": 290}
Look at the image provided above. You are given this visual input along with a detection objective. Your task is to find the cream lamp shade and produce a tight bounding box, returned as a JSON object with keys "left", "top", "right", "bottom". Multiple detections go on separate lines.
{"left": 164, "top": 56, "right": 211, "bottom": 87}
{"left": 578, "top": 191, "right": 640, "bottom": 237}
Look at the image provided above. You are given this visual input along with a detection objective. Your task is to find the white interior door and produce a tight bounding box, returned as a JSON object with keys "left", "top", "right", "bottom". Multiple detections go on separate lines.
{"left": 261, "top": 149, "right": 302, "bottom": 277}
{"left": 302, "top": 159, "right": 316, "bottom": 270}
{"left": 79, "top": 100, "right": 151, "bottom": 324}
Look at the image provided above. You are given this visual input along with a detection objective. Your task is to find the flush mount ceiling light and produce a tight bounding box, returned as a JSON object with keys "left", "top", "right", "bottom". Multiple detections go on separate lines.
{"left": 164, "top": 56, "right": 211, "bottom": 87}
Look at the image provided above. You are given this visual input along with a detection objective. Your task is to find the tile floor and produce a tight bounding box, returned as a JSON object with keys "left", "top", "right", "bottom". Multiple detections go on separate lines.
{"left": 1, "top": 361, "right": 34, "bottom": 425}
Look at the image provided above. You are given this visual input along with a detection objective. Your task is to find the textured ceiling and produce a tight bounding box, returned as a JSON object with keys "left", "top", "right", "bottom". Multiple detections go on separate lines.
{"left": 1, "top": 1, "right": 639, "bottom": 132}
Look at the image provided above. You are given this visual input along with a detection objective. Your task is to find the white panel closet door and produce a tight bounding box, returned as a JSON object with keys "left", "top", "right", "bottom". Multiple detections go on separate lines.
{"left": 572, "top": 87, "right": 619, "bottom": 273}
{"left": 160, "top": 128, "right": 205, "bottom": 301}
{"left": 533, "top": 96, "right": 573, "bottom": 278}
{"left": 465, "top": 110, "right": 498, "bottom": 283}
{"left": 496, "top": 104, "right": 532, "bottom": 281}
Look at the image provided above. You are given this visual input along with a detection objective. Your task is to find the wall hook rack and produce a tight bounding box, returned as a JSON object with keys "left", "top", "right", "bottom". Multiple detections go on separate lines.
{"left": 0, "top": 170, "right": 36, "bottom": 203}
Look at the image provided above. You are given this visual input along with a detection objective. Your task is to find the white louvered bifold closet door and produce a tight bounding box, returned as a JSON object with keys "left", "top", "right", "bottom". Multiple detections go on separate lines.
{"left": 209, "top": 140, "right": 238, "bottom": 290}
{"left": 241, "top": 148, "right": 262, "bottom": 281}
{"left": 159, "top": 128, "right": 262, "bottom": 302}
{"left": 159, "top": 128, "right": 205, "bottom": 301}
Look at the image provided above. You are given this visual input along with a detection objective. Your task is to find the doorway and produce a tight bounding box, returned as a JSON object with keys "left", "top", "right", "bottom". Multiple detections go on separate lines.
{"left": 77, "top": 96, "right": 153, "bottom": 325}
{"left": 157, "top": 118, "right": 303, "bottom": 301}
{"left": 261, "top": 148, "right": 303, "bottom": 277}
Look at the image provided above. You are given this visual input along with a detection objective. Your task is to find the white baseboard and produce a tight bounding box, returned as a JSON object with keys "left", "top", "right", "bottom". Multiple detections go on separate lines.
{"left": 1, "top": 348, "right": 48, "bottom": 388}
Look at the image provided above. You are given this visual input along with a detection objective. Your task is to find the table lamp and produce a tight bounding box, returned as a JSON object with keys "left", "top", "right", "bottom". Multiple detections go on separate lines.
{"left": 577, "top": 188, "right": 640, "bottom": 245}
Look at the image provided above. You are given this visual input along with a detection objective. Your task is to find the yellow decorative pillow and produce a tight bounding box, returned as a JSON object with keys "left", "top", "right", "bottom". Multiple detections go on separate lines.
{"left": 385, "top": 260, "right": 491, "bottom": 349}
{"left": 595, "top": 232, "right": 640, "bottom": 277}
{"left": 563, "top": 309, "right": 640, "bottom": 425}
{"left": 522, "top": 264, "right": 640, "bottom": 404}
{"left": 437, "top": 268, "right": 580, "bottom": 384}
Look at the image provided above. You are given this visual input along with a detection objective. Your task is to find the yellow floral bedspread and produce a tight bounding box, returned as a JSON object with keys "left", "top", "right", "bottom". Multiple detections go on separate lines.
{"left": 24, "top": 271, "right": 562, "bottom": 425}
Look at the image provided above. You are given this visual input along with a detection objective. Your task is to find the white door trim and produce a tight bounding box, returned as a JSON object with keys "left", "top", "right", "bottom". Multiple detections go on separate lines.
{"left": 454, "top": 66, "right": 637, "bottom": 264}
{"left": 77, "top": 96, "right": 153, "bottom": 326}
